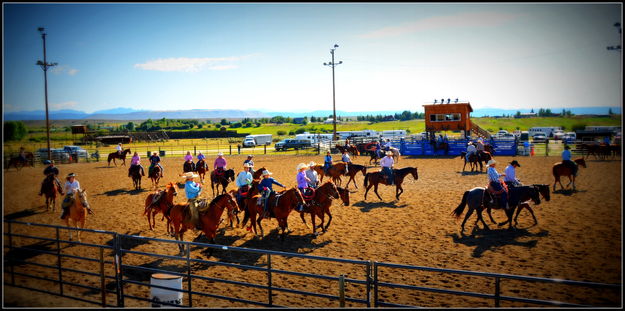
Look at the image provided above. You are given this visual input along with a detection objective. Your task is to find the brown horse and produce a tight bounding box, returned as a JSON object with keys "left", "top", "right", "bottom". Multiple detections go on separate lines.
{"left": 196, "top": 159, "right": 208, "bottom": 184}
{"left": 459, "top": 150, "right": 492, "bottom": 172}
{"left": 143, "top": 182, "right": 178, "bottom": 233}
{"left": 129, "top": 165, "right": 142, "bottom": 190}
{"left": 42, "top": 175, "right": 62, "bottom": 212}
{"left": 335, "top": 144, "right": 360, "bottom": 157}
{"left": 363, "top": 167, "right": 418, "bottom": 201}
{"left": 62, "top": 189, "right": 91, "bottom": 242}
{"left": 6, "top": 152, "right": 34, "bottom": 171}
{"left": 299, "top": 183, "right": 350, "bottom": 234}
{"left": 344, "top": 163, "right": 367, "bottom": 189}
{"left": 252, "top": 167, "right": 266, "bottom": 180}
{"left": 236, "top": 180, "right": 261, "bottom": 230}
{"left": 311, "top": 162, "right": 347, "bottom": 184}
{"left": 107, "top": 149, "right": 131, "bottom": 167}
{"left": 169, "top": 193, "right": 239, "bottom": 256}
{"left": 149, "top": 164, "right": 162, "bottom": 189}
{"left": 210, "top": 169, "right": 235, "bottom": 197}
{"left": 579, "top": 143, "right": 600, "bottom": 160}
{"left": 247, "top": 187, "right": 305, "bottom": 240}
{"left": 486, "top": 184, "right": 551, "bottom": 227}
{"left": 552, "top": 158, "right": 586, "bottom": 191}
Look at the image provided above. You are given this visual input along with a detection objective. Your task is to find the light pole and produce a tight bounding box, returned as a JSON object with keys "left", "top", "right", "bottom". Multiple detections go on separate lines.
{"left": 324, "top": 44, "right": 342, "bottom": 141}
{"left": 37, "top": 27, "right": 57, "bottom": 161}
{"left": 606, "top": 22, "right": 621, "bottom": 52}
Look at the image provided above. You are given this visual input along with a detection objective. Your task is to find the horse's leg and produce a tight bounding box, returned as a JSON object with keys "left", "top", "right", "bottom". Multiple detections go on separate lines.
{"left": 300, "top": 211, "right": 309, "bottom": 229}
{"left": 364, "top": 181, "right": 372, "bottom": 200}
{"left": 311, "top": 211, "right": 318, "bottom": 235}
{"left": 395, "top": 184, "right": 403, "bottom": 200}
{"left": 323, "top": 207, "right": 332, "bottom": 231}
{"left": 487, "top": 207, "right": 497, "bottom": 224}
{"left": 527, "top": 206, "right": 538, "bottom": 225}
{"left": 566, "top": 175, "right": 573, "bottom": 189}
{"left": 571, "top": 176, "right": 576, "bottom": 191}
{"left": 460, "top": 207, "right": 474, "bottom": 233}
{"left": 373, "top": 183, "right": 383, "bottom": 201}
{"left": 65, "top": 217, "right": 72, "bottom": 241}
{"left": 476, "top": 208, "right": 490, "bottom": 231}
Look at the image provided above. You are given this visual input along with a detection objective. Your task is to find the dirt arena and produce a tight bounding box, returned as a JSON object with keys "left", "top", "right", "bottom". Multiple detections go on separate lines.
{"left": 3, "top": 153, "right": 622, "bottom": 307}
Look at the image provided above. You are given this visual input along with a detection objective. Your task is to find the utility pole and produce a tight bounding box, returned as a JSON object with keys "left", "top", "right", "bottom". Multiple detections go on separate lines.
{"left": 323, "top": 44, "right": 342, "bottom": 141}
{"left": 37, "top": 27, "right": 57, "bottom": 161}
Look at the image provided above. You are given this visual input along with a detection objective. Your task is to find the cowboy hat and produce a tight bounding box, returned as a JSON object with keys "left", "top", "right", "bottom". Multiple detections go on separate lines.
{"left": 386, "top": 151, "right": 393, "bottom": 156}
{"left": 297, "top": 163, "right": 309, "bottom": 171}
{"left": 487, "top": 159, "right": 496, "bottom": 166}
{"left": 43, "top": 160, "right": 51, "bottom": 165}
{"left": 182, "top": 172, "right": 199, "bottom": 179}
{"left": 243, "top": 163, "right": 251, "bottom": 168}
{"left": 510, "top": 160, "right": 521, "bottom": 167}
{"left": 217, "top": 152, "right": 224, "bottom": 156}
{"left": 262, "top": 170, "right": 272, "bottom": 176}
{"left": 564, "top": 145, "right": 570, "bottom": 150}
{"left": 67, "top": 173, "right": 77, "bottom": 178}
{"left": 247, "top": 155, "right": 253, "bottom": 157}
{"left": 308, "top": 161, "right": 316, "bottom": 167}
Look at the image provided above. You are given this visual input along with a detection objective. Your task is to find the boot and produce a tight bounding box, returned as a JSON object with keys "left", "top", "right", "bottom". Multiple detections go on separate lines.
{"left": 87, "top": 207, "right": 94, "bottom": 215}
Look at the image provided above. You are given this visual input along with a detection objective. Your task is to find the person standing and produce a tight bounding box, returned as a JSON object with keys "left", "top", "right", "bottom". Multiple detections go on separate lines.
{"left": 486, "top": 159, "right": 509, "bottom": 210}
{"left": 306, "top": 161, "right": 319, "bottom": 188}
{"left": 149, "top": 152, "right": 164, "bottom": 178}
{"left": 182, "top": 172, "right": 203, "bottom": 230}
{"left": 128, "top": 152, "right": 145, "bottom": 177}
{"left": 380, "top": 151, "right": 395, "bottom": 185}
{"left": 39, "top": 160, "right": 64, "bottom": 196}
{"left": 504, "top": 160, "right": 522, "bottom": 187}
{"left": 561, "top": 145, "right": 578, "bottom": 177}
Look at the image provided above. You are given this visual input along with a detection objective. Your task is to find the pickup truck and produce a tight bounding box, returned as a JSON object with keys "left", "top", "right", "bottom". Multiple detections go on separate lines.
{"left": 274, "top": 139, "right": 312, "bottom": 151}
{"left": 63, "top": 145, "right": 89, "bottom": 159}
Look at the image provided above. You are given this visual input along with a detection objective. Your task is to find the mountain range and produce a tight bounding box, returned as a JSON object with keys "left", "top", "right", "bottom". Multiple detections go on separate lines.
{"left": 3, "top": 106, "right": 620, "bottom": 121}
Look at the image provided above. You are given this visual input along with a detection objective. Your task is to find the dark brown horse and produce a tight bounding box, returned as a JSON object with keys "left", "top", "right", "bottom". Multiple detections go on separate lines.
{"left": 149, "top": 164, "right": 162, "bottom": 189}
{"left": 335, "top": 144, "right": 360, "bottom": 157}
{"left": 246, "top": 187, "right": 305, "bottom": 240}
{"left": 486, "top": 184, "right": 551, "bottom": 227}
{"left": 210, "top": 169, "right": 235, "bottom": 197}
{"left": 552, "top": 158, "right": 586, "bottom": 191}
{"left": 6, "top": 152, "right": 35, "bottom": 171}
{"left": 129, "top": 165, "right": 142, "bottom": 190}
{"left": 143, "top": 182, "right": 178, "bottom": 233}
{"left": 107, "top": 149, "right": 131, "bottom": 167}
{"left": 344, "top": 163, "right": 367, "bottom": 189}
{"left": 196, "top": 159, "right": 208, "bottom": 184}
{"left": 252, "top": 167, "right": 266, "bottom": 180}
{"left": 459, "top": 150, "right": 492, "bottom": 172}
{"left": 169, "top": 193, "right": 239, "bottom": 256}
{"left": 42, "top": 175, "right": 62, "bottom": 212}
{"left": 237, "top": 180, "right": 261, "bottom": 230}
{"left": 363, "top": 167, "right": 418, "bottom": 201}
{"left": 311, "top": 162, "right": 347, "bottom": 184}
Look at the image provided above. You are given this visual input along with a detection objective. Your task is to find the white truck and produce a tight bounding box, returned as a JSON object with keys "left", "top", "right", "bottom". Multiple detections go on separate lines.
{"left": 243, "top": 134, "right": 273, "bottom": 147}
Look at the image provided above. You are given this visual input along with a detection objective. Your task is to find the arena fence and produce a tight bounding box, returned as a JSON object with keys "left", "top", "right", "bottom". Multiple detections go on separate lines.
{"left": 4, "top": 219, "right": 621, "bottom": 308}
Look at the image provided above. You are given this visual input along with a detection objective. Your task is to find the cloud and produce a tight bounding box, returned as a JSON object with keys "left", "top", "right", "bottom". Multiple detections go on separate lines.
{"left": 358, "top": 11, "right": 519, "bottom": 39}
{"left": 51, "top": 65, "right": 79, "bottom": 76}
{"left": 51, "top": 101, "right": 79, "bottom": 110}
{"left": 134, "top": 56, "right": 250, "bottom": 72}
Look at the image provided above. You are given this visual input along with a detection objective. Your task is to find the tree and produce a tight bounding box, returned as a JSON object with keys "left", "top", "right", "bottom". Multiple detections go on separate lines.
{"left": 220, "top": 119, "right": 228, "bottom": 125}
{"left": 126, "top": 122, "right": 135, "bottom": 131}
{"left": 277, "top": 130, "right": 286, "bottom": 136}
{"left": 3, "top": 121, "right": 28, "bottom": 142}
{"left": 608, "top": 108, "right": 613, "bottom": 115}
{"left": 515, "top": 111, "right": 521, "bottom": 118}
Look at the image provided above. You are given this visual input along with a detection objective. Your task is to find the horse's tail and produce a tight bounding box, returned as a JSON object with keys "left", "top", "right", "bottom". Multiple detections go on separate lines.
{"left": 364, "top": 172, "right": 370, "bottom": 188}
{"left": 451, "top": 191, "right": 470, "bottom": 218}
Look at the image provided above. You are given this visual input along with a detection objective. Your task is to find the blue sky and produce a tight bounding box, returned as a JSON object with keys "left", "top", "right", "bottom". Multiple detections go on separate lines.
{"left": 3, "top": 3, "right": 622, "bottom": 114}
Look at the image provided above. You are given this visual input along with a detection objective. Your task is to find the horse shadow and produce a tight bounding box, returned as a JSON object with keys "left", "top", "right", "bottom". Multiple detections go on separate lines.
{"left": 5, "top": 208, "right": 45, "bottom": 220}
{"left": 458, "top": 171, "right": 484, "bottom": 176}
{"left": 4, "top": 240, "right": 56, "bottom": 267}
{"left": 99, "top": 188, "right": 147, "bottom": 196}
{"left": 128, "top": 188, "right": 148, "bottom": 195}
{"left": 448, "top": 228, "right": 549, "bottom": 258}
{"left": 353, "top": 201, "right": 408, "bottom": 212}
{"left": 105, "top": 231, "right": 152, "bottom": 256}
{"left": 553, "top": 189, "right": 587, "bottom": 196}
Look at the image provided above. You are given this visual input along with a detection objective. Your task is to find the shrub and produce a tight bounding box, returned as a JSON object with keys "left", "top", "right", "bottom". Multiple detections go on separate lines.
{"left": 277, "top": 130, "right": 287, "bottom": 136}
{"left": 295, "top": 128, "right": 306, "bottom": 134}
{"left": 571, "top": 123, "right": 586, "bottom": 131}
{"left": 288, "top": 131, "right": 295, "bottom": 135}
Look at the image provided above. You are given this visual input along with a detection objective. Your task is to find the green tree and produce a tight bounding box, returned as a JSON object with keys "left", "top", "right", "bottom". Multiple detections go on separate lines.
{"left": 216, "top": 124, "right": 222, "bottom": 128}
{"left": 3, "top": 121, "right": 28, "bottom": 142}
{"left": 220, "top": 119, "right": 228, "bottom": 125}
{"left": 277, "top": 130, "right": 287, "bottom": 136}
{"left": 126, "top": 122, "right": 135, "bottom": 131}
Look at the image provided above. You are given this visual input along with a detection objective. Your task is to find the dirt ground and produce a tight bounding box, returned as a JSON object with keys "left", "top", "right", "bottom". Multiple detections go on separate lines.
{"left": 3, "top": 153, "right": 622, "bottom": 308}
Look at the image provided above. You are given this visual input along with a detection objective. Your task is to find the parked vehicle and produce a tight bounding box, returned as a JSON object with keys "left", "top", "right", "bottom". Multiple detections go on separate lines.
{"left": 496, "top": 130, "right": 509, "bottom": 138}
{"left": 243, "top": 134, "right": 273, "bottom": 147}
{"left": 274, "top": 139, "right": 312, "bottom": 151}
{"left": 553, "top": 130, "right": 565, "bottom": 140}
{"left": 380, "top": 130, "right": 407, "bottom": 140}
{"left": 529, "top": 127, "right": 562, "bottom": 138}
{"left": 563, "top": 132, "right": 576, "bottom": 143}
{"left": 532, "top": 133, "right": 547, "bottom": 142}
{"left": 37, "top": 148, "right": 70, "bottom": 163}
{"left": 295, "top": 132, "right": 333, "bottom": 144}
{"left": 63, "top": 145, "right": 89, "bottom": 158}
{"left": 518, "top": 131, "right": 530, "bottom": 141}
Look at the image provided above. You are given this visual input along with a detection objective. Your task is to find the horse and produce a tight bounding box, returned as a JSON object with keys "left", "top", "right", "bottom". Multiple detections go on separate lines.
{"left": 363, "top": 167, "right": 419, "bottom": 201}
{"left": 196, "top": 159, "right": 208, "bottom": 184}
{"left": 238, "top": 180, "right": 261, "bottom": 230}
{"left": 169, "top": 193, "right": 239, "bottom": 256}
{"left": 252, "top": 167, "right": 265, "bottom": 180}
{"left": 107, "top": 149, "right": 131, "bottom": 167}
{"left": 298, "top": 182, "right": 339, "bottom": 235}
{"left": 430, "top": 140, "right": 449, "bottom": 155}
{"left": 143, "top": 182, "right": 178, "bottom": 233}
{"left": 149, "top": 164, "right": 162, "bottom": 189}
{"left": 388, "top": 147, "right": 401, "bottom": 163}
{"left": 6, "top": 152, "right": 35, "bottom": 171}
{"left": 609, "top": 144, "right": 621, "bottom": 159}
{"left": 335, "top": 144, "right": 360, "bottom": 157}
{"left": 183, "top": 161, "right": 195, "bottom": 173}
{"left": 62, "top": 189, "right": 91, "bottom": 242}
{"left": 129, "top": 165, "right": 142, "bottom": 190}
{"left": 42, "top": 174, "right": 62, "bottom": 212}
{"left": 368, "top": 150, "right": 382, "bottom": 166}
{"left": 483, "top": 144, "right": 495, "bottom": 155}
{"left": 246, "top": 187, "right": 305, "bottom": 240}
{"left": 344, "top": 164, "right": 367, "bottom": 189}
{"left": 322, "top": 162, "right": 348, "bottom": 185}
{"left": 489, "top": 184, "right": 551, "bottom": 227}
{"left": 210, "top": 169, "right": 235, "bottom": 197}
{"left": 552, "top": 158, "right": 587, "bottom": 191}
{"left": 459, "top": 150, "right": 492, "bottom": 172}
{"left": 451, "top": 185, "right": 541, "bottom": 233}
{"left": 579, "top": 143, "right": 601, "bottom": 160}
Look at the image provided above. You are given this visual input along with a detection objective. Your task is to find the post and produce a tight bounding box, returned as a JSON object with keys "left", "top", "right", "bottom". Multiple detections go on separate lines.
{"left": 100, "top": 248, "right": 106, "bottom": 307}
{"left": 366, "top": 261, "right": 372, "bottom": 308}
{"left": 331, "top": 49, "right": 337, "bottom": 141}
{"left": 187, "top": 243, "right": 192, "bottom": 307}
{"left": 545, "top": 139, "right": 549, "bottom": 156}
{"left": 56, "top": 227, "right": 63, "bottom": 296}
{"left": 494, "top": 277, "right": 501, "bottom": 307}
{"left": 372, "top": 262, "right": 378, "bottom": 307}
{"left": 229, "top": 145, "right": 232, "bottom": 155}
{"left": 267, "top": 254, "right": 273, "bottom": 306}
{"left": 264, "top": 145, "right": 267, "bottom": 155}
{"left": 8, "top": 222, "right": 15, "bottom": 285}
{"left": 38, "top": 28, "right": 57, "bottom": 161}
{"left": 194, "top": 145, "right": 196, "bottom": 156}
{"left": 338, "top": 274, "right": 346, "bottom": 307}
{"left": 115, "top": 234, "right": 124, "bottom": 307}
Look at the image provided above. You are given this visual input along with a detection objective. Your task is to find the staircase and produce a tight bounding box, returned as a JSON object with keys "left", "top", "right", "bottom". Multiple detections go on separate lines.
{"left": 470, "top": 122, "right": 491, "bottom": 139}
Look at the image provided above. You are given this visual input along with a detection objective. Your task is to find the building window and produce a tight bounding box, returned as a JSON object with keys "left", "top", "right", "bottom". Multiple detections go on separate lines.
{"left": 429, "top": 113, "right": 461, "bottom": 122}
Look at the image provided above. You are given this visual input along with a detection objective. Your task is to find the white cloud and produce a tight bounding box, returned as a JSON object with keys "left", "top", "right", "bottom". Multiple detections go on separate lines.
{"left": 51, "top": 65, "right": 79, "bottom": 76}
{"left": 134, "top": 56, "right": 249, "bottom": 72}
{"left": 359, "top": 11, "right": 519, "bottom": 39}
{"left": 51, "top": 101, "right": 79, "bottom": 110}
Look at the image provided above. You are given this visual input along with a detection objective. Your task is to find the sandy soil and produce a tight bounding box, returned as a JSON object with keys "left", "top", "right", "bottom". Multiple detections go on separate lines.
{"left": 3, "top": 153, "right": 622, "bottom": 308}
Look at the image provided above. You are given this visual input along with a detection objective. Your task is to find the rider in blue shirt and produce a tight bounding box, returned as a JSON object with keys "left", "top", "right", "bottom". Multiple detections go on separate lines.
{"left": 149, "top": 152, "right": 164, "bottom": 178}
{"left": 487, "top": 159, "right": 509, "bottom": 210}
{"left": 257, "top": 170, "right": 285, "bottom": 217}
{"left": 562, "top": 145, "right": 577, "bottom": 176}
{"left": 323, "top": 152, "right": 333, "bottom": 174}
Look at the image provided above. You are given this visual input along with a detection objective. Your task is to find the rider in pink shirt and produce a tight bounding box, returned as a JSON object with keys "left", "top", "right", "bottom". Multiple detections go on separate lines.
{"left": 214, "top": 152, "right": 227, "bottom": 173}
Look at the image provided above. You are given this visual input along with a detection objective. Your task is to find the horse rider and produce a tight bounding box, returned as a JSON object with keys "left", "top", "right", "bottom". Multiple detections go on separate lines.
{"left": 181, "top": 172, "right": 203, "bottom": 230}
{"left": 148, "top": 151, "right": 164, "bottom": 178}
{"left": 561, "top": 145, "right": 578, "bottom": 177}
{"left": 296, "top": 163, "right": 311, "bottom": 212}
{"left": 235, "top": 163, "right": 253, "bottom": 208}
{"left": 436, "top": 134, "right": 444, "bottom": 148}
{"left": 61, "top": 173, "right": 93, "bottom": 219}
{"left": 257, "top": 170, "right": 286, "bottom": 218}
{"left": 243, "top": 155, "right": 255, "bottom": 175}
{"left": 504, "top": 160, "right": 522, "bottom": 188}
{"left": 19, "top": 147, "right": 27, "bottom": 163}
{"left": 466, "top": 141, "right": 477, "bottom": 162}
{"left": 116, "top": 143, "right": 123, "bottom": 156}
{"left": 382, "top": 139, "right": 391, "bottom": 151}
{"left": 184, "top": 151, "right": 195, "bottom": 171}
{"left": 374, "top": 141, "right": 383, "bottom": 158}
{"left": 380, "top": 151, "right": 395, "bottom": 185}
{"left": 341, "top": 149, "right": 351, "bottom": 176}
{"left": 306, "top": 161, "right": 319, "bottom": 188}
{"left": 128, "top": 151, "right": 145, "bottom": 177}
{"left": 486, "top": 159, "right": 509, "bottom": 210}
{"left": 344, "top": 138, "right": 350, "bottom": 149}
{"left": 323, "top": 151, "right": 333, "bottom": 174}
{"left": 196, "top": 152, "right": 207, "bottom": 171}
{"left": 476, "top": 138, "right": 485, "bottom": 157}
{"left": 602, "top": 136, "right": 611, "bottom": 146}
{"left": 39, "top": 160, "right": 64, "bottom": 196}
{"left": 214, "top": 152, "right": 227, "bottom": 176}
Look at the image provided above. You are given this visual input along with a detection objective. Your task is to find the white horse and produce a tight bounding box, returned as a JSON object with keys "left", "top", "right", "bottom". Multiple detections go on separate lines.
{"left": 389, "top": 147, "right": 401, "bottom": 162}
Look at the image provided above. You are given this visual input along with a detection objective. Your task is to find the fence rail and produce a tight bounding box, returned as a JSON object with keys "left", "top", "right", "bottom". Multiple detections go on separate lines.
{"left": 4, "top": 219, "right": 621, "bottom": 308}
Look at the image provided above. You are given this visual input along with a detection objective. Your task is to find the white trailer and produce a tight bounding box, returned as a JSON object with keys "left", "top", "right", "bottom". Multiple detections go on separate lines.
{"left": 528, "top": 127, "right": 562, "bottom": 138}
{"left": 295, "top": 132, "right": 333, "bottom": 144}
{"left": 380, "top": 130, "right": 407, "bottom": 140}
{"left": 243, "top": 134, "right": 273, "bottom": 147}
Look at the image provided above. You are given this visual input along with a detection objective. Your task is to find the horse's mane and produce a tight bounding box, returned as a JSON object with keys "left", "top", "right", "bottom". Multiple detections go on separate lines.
{"left": 395, "top": 166, "right": 415, "bottom": 173}
{"left": 209, "top": 193, "right": 232, "bottom": 209}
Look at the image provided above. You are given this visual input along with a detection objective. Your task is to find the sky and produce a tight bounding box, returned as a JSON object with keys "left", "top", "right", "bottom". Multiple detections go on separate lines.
{"left": 2, "top": 2, "right": 623, "bottom": 114}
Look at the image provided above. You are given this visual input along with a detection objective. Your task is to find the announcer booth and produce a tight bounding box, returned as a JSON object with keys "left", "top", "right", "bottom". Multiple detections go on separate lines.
{"left": 423, "top": 101, "right": 473, "bottom": 137}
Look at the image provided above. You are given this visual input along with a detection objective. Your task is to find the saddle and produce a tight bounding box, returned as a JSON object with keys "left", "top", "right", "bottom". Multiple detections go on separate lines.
{"left": 150, "top": 190, "right": 165, "bottom": 208}
{"left": 196, "top": 199, "right": 211, "bottom": 213}
{"left": 214, "top": 168, "right": 225, "bottom": 177}
{"left": 302, "top": 187, "right": 315, "bottom": 201}
{"left": 485, "top": 181, "right": 508, "bottom": 205}
{"left": 238, "top": 185, "right": 250, "bottom": 197}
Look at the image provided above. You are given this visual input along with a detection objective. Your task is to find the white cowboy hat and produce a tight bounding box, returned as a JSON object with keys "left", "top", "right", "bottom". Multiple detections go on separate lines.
{"left": 308, "top": 161, "right": 316, "bottom": 167}
{"left": 217, "top": 152, "right": 224, "bottom": 156}
{"left": 386, "top": 151, "right": 393, "bottom": 156}
{"left": 243, "top": 163, "right": 251, "bottom": 168}
{"left": 262, "top": 170, "right": 272, "bottom": 176}
{"left": 297, "top": 163, "right": 309, "bottom": 171}
{"left": 182, "top": 172, "right": 199, "bottom": 179}
{"left": 487, "top": 159, "right": 496, "bottom": 166}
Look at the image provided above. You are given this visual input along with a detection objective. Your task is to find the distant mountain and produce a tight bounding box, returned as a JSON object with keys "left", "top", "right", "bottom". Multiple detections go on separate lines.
{"left": 4, "top": 106, "right": 619, "bottom": 121}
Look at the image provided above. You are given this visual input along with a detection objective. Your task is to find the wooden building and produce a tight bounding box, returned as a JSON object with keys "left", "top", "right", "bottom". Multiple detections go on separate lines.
{"left": 422, "top": 102, "right": 473, "bottom": 133}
